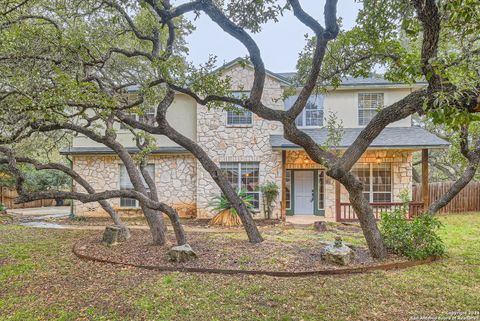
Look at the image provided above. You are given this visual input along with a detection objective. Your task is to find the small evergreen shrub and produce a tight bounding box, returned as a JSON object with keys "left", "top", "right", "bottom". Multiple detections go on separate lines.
{"left": 260, "top": 182, "right": 279, "bottom": 220}
{"left": 380, "top": 203, "right": 445, "bottom": 260}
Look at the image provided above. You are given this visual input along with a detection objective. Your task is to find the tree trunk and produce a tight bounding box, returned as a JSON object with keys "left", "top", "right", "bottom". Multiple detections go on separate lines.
{"left": 428, "top": 161, "right": 479, "bottom": 214}
{"left": 108, "top": 141, "right": 167, "bottom": 245}
{"left": 343, "top": 182, "right": 388, "bottom": 259}
{"left": 143, "top": 207, "right": 167, "bottom": 245}
{"left": 98, "top": 200, "right": 131, "bottom": 240}
{"left": 156, "top": 119, "right": 263, "bottom": 243}
{"left": 140, "top": 163, "right": 187, "bottom": 246}
{"left": 160, "top": 205, "right": 187, "bottom": 245}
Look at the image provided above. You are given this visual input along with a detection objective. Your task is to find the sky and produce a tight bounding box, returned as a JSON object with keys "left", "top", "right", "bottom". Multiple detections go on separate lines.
{"left": 179, "top": 1, "right": 363, "bottom": 73}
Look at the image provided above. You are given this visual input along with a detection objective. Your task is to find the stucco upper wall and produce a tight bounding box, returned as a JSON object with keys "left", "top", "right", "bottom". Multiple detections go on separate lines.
{"left": 72, "top": 94, "right": 197, "bottom": 148}
{"left": 221, "top": 64, "right": 414, "bottom": 128}
{"left": 323, "top": 87, "right": 414, "bottom": 128}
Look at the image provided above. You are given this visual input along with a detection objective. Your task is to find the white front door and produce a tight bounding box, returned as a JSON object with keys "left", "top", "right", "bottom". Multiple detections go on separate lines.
{"left": 294, "top": 171, "right": 314, "bottom": 215}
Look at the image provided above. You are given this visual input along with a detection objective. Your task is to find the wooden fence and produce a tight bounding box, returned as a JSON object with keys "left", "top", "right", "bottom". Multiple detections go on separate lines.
{"left": 0, "top": 187, "right": 55, "bottom": 209}
{"left": 413, "top": 182, "right": 480, "bottom": 213}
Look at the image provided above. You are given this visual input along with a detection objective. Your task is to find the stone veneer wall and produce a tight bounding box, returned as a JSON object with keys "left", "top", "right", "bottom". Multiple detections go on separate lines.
{"left": 195, "top": 64, "right": 285, "bottom": 219}
{"left": 72, "top": 154, "right": 197, "bottom": 218}
{"left": 286, "top": 150, "right": 413, "bottom": 220}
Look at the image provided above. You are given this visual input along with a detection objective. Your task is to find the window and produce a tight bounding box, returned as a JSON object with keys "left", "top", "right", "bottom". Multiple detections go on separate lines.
{"left": 220, "top": 162, "right": 260, "bottom": 210}
{"left": 120, "top": 107, "right": 156, "bottom": 129}
{"left": 284, "top": 95, "right": 324, "bottom": 127}
{"left": 119, "top": 164, "right": 155, "bottom": 207}
{"left": 352, "top": 163, "right": 392, "bottom": 202}
{"left": 318, "top": 170, "right": 325, "bottom": 209}
{"left": 138, "top": 107, "right": 156, "bottom": 125}
{"left": 358, "top": 93, "right": 384, "bottom": 126}
{"left": 286, "top": 170, "right": 292, "bottom": 210}
{"left": 226, "top": 91, "right": 253, "bottom": 126}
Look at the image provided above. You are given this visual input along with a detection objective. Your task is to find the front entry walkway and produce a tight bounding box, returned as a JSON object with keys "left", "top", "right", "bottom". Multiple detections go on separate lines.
{"left": 286, "top": 215, "right": 333, "bottom": 226}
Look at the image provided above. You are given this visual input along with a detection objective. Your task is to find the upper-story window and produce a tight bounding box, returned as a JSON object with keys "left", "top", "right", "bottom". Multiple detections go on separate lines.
{"left": 120, "top": 107, "right": 156, "bottom": 130}
{"left": 284, "top": 95, "right": 324, "bottom": 128}
{"left": 358, "top": 93, "right": 384, "bottom": 126}
{"left": 226, "top": 91, "right": 252, "bottom": 126}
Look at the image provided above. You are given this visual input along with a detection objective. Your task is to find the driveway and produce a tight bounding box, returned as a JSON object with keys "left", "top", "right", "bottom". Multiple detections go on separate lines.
{"left": 7, "top": 206, "right": 71, "bottom": 219}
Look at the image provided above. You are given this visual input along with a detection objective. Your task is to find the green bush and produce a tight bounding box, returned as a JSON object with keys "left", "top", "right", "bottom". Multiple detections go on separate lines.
{"left": 260, "top": 182, "right": 279, "bottom": 220}
{"left": 380, "top": 207, "right": 445, "bottom": 260}
{"left": 0, "top": 203, "right": 5, "bottom": 212}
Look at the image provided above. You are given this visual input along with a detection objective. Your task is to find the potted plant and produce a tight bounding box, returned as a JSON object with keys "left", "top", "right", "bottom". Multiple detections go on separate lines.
{"left": 209, "top": 190, "right": 254, "bottom": 227}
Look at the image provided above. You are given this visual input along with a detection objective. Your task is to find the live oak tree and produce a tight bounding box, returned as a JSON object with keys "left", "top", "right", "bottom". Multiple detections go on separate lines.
{"left": 1, "top": 0, "right": 479, "bottom": 258}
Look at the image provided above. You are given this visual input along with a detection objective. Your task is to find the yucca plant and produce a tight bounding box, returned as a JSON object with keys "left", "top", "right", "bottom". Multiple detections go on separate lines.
{"left": 209, "top": 189, "right": 254, "bottom": 227}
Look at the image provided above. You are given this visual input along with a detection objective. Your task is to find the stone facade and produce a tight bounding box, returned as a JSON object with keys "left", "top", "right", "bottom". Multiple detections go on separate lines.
{"left": 70, "top": 62, "right": 417, "bottom": 222}
{"left": 285, "top": 150, "right": 414, "bottom": 220}
{"left": 72, "top": 154, "right": 197, "bottom": 218}
{"left": 195, "top": 64, "right": 285, "bottom": 218}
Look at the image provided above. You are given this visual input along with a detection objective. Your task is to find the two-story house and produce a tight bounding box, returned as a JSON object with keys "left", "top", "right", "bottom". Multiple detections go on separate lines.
{"left": 62, "top": 58, "right": 449, "bottom": 222}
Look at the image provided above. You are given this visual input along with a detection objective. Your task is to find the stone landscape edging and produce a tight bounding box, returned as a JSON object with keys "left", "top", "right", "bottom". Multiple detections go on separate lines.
{"left": 72, "top": 240, "right": 440, "bottom": 277}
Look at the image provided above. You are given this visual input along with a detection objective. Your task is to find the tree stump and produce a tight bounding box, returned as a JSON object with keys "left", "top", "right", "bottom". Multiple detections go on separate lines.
{"left": 102, "top": 225, "right": 121, "bottom": 246}
{"left": 167, "top": 244, "right": 197, "bottom": 263}
{"left": 313, "top": 221, "right": 327, "bottom": 232}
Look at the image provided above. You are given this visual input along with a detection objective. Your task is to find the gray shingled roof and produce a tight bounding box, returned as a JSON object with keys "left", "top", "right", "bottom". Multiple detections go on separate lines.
{"left": 276, "top": 72, "right": 426, "bottom": 87}
{"left": 60, "top": 146, "right": 188, "bottom": 155}
{"left": 270, "top": 127, "right": 449, "bottom": 149}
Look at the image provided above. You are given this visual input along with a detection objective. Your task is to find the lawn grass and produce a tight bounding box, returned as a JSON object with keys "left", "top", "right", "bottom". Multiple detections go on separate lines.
{"left": 0, "top": 213, "right": 479, "bottom": 321}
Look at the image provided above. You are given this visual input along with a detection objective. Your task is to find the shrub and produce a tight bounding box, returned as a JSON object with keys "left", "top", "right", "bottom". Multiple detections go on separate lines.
{"left": 0, "top": 203, "right": 5, "bottom": 212}
{"left": 260, "top": 182, "right": 279, "bottom": 220}
{"left": 208, "top": 190, "right": 254, "bottom": 227}
{"left": 380, "top": 206, "right": 445, "bottom": 260}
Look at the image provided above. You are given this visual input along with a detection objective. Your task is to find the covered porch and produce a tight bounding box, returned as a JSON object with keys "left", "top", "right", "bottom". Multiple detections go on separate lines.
{"left": 279, "top": 149, "right": 429, "bottom": 222}
{"left": 270, "top": 127, "right": 450, "bottom": 223}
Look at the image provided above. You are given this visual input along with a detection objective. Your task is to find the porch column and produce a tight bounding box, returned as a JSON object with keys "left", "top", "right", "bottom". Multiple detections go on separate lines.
{"left": 422, "top": 149, "right": 429, "bottom": 210}
{"left": 281, "top": 150, "right": 287, "bottom": 222}
{"left": 335, "top": 180, "right": 341, "bottom": 222}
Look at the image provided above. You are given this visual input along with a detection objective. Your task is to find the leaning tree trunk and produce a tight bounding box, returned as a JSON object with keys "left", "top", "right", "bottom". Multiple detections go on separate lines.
{"left": 98, "top": 200, "right": 131, "bottom": 240}
{"left": 344, "top": 183, "right": 388, "bottom": 259}
{"left": 140, "top": 163, "right": 187, "bottom": 245}
{"left": 108, "top": 140, "right": 167, "bottom": 245}
{"left": 428, "top": 161, "right": 479, "bottom": 214}
{"left": 156, "top": 118, "right": 263, "bottom": 243}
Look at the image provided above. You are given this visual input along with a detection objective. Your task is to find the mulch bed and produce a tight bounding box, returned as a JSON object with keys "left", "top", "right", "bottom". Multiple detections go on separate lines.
{"left": 73, "top": 230, "right": 411, "bottom": 275}
{"left": 51, "top": 216, "right": 284, "bottom": 228}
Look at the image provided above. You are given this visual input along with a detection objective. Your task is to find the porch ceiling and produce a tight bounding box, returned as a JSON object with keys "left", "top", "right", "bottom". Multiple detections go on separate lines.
{"left": 270, "top": 127, "right": 449, "bottom": 150}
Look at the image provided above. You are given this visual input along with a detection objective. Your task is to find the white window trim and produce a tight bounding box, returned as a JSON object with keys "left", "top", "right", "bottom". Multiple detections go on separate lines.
{"left": 226, "top": 91, "right": 253, "bottom": 127}
{"left": 119, "top": 107, "right": 156, "bottom": 130}
{"left": 225, "top": 108, "right": 254, "bottom": 127}
{"left": 119, "top": 164, "right": 155, "bottom": 208}
{"left": 357, "top": 92, "right": 385, "bottom": 126}
{"left": 220, "top": 162, "right": 261, "bottom": 210}
{"left": 354, "top": 163, "right": 393, "bottom": 203}
{"left": 294, "top": 99, "right": 324, "bottom": 129}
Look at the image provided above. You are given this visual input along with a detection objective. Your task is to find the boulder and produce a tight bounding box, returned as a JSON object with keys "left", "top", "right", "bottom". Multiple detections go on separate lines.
{"left": 102, "top": 225, "right": 121, "bottom": 246}
{"left": 320, "top": 236, "right": 354, "bottom": 266}
{"left": 313, "top": 221, "right": 327, "bottom": 232}
{"left": 167, "top": 244, "right": 197, "bottom": 263}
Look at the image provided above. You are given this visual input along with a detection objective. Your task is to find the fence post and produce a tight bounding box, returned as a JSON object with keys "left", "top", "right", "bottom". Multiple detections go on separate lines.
{"left": 422, "top": 149, "right": 429, "bottom": 211}
{"left": 335, "top": 181, "right": 341, "bottom": 222}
